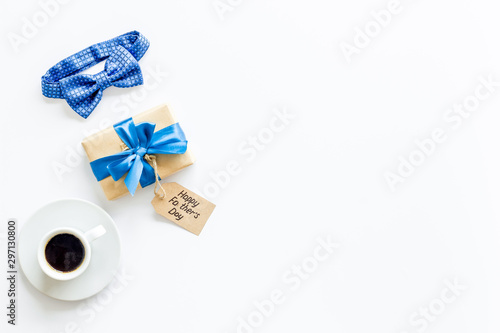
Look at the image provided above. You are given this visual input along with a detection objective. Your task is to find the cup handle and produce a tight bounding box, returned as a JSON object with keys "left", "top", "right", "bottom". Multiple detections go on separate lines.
{"left": 85, "top": 225, "right": 106, "bottom": 243}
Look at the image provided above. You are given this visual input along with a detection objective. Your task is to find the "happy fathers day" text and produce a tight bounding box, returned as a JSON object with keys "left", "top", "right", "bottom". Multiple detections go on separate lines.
{"left": 167, "top": 190, "right": 200, "bottom": 221}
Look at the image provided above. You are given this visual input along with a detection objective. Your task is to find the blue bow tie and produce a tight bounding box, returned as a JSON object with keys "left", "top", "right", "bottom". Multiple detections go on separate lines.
{"left": 42, "top": 31, "right": 150, "bottom": 119}
{"left": 59, "top": 46, "right": 143, "bottom": 116}
{"left": 90, "top": 118, "right": 188, "bottom": 196}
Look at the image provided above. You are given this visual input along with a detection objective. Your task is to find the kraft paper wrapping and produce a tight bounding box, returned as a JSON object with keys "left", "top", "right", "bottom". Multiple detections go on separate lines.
{"left": 81, "top": 104, "right": 195, "bottom": 200}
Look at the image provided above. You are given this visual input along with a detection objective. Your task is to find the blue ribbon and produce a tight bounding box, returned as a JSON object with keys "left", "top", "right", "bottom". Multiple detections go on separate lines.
{"left": 42, "top": 31, "right": 150, "bottom": 119}
{"left": 90, "top": 118, "right": 188, "bottom": 196}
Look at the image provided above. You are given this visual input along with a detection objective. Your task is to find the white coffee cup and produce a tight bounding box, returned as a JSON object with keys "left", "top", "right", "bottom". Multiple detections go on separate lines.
{"left": 38, "top": 225, "right": 106, "bottom": 281}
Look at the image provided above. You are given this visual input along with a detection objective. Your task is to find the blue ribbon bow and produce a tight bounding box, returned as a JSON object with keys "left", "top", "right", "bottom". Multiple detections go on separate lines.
{"left": 42, "top": 31, "right": 150, "bottom": 118}
{"left": 90, "top": 118, "right": 188, "bottom": 196}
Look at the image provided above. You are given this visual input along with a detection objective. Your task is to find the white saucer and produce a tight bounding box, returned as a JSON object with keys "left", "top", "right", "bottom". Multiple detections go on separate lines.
{"left": 19, "top": 198, "right": 121, "bottom": 301}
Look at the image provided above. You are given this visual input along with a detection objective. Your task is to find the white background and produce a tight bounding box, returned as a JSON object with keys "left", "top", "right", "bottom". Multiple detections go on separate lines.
{"left": 2, "top": 0, "right": 500, "bottom": 332}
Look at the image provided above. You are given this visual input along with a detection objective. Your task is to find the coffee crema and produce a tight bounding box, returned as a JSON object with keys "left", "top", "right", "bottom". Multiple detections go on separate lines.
{"left": 44, "top": 233, "right": 85, "bottom": 273}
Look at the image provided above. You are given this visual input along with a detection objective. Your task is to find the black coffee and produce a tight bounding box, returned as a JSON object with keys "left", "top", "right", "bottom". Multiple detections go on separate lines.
{"left": 45, "top": 233, "right": 85, "bottom": 272}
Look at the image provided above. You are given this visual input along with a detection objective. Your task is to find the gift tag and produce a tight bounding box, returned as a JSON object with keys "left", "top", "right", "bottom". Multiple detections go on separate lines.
{"left": 151, "top": 182, "right": 216, "bottom": 235}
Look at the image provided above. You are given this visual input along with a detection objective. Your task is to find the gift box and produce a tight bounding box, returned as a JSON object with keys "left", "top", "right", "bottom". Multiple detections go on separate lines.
{"left": 82, "top": 104, "right": 195, "bottom": 200}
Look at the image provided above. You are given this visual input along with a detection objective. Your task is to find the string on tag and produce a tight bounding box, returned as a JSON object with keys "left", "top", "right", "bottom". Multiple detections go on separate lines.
{"left": 144, "top": 154, "right": 166, "bottom": 199}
